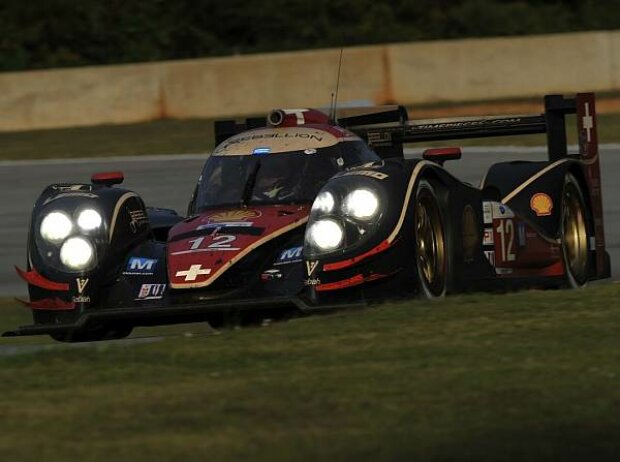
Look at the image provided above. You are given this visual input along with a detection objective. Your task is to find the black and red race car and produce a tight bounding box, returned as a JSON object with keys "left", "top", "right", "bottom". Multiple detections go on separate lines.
{"left": 4, "top": 93, "right": 610, "bottom": 341}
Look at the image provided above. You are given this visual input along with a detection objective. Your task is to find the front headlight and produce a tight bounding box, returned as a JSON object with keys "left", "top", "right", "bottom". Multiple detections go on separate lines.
{"left": 60, "top": 237, "right": 95, "bottom": 270}
{"left": 311, "top": 191, "right": 335, "bottom": 214}
{"left": 306, "top": 219, "right": 344, "bottom": 251}
{"left": 342, "top": 188, "right": 379, "bottom": 220}
{"left": 77, "top": 209, "right": 103, "bottom": 231}
{"left": 40, "top": 211, "right": 73, "bottom": 244}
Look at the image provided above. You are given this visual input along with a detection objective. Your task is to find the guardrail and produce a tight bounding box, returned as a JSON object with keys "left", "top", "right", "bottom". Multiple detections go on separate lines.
{"left": 0, "top": 30, "right": 618, "bottom": 132}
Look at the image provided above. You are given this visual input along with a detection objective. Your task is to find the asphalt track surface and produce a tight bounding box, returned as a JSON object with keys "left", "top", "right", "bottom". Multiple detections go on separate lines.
{"left": 1, "top": 146, "right": 619, "bottom": 298}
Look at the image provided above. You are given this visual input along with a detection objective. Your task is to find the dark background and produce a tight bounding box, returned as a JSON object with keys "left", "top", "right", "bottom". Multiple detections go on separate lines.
{"left": 2, "top": 0, "right": 620, "bottom": 72}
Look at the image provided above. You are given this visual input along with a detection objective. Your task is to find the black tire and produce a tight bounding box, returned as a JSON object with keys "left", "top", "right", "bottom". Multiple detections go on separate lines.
{"left": 413, "top": 180, "right": 448, "bottom": 298}
{"left": 560, "top": 173, "right": 591, "bottom": 288}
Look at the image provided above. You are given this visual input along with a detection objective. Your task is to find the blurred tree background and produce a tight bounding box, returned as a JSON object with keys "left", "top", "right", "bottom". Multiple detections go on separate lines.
{"left": 1, "top": 0, "right": 619, "bottom": 72}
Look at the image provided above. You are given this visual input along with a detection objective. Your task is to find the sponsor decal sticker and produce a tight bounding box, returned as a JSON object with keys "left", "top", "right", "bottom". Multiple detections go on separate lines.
{"left": 175, "top": 264, "right": 211, "bottom": 282}
{"left": 125, "top": 257, "right": 158, "bottom": 275}
{"left": 483, "top": 202, "right": 493, "bottom": 224}
{"left": 484, "top": 250, "right": 496, "bottom": 266}
{"left": 208, "top": 210, "right": 261, "bottom": 223}
{"left": 339, "top": 170, "right": 388, "bottom": 180}
{"left": 129, "top": 209, "right": 149, "bottom": 233}
{"left": 137, "top": 284, "right": 166, "bottom": 300}
{"left": 275, "top": 246, "right": 303, "bottom": 265}
{"left": 492, "top": 202, "right": 514, "bottom": 219}
{"left": 304, "top": 278, "right": 321, "bottom": 286}
{"left": 518, "top": 222, "right": 527, "bottom": 247}
{"left": 530, "top": 193, "right": 553, "bottom": 216}
{"left": 483, "top": 228, "right": 494, "bottom": 245}
{"left": 197, "top": 222, "right": 253, "bottom": 230}
{"left": 305, "top": 260, "right": 320, "bottom": 277}
{"left": 582, "top": 102, "right": 594, "bottom": 142}
{"left": 72, "top": 295, "right": 91, "bottom": 303}
{"left": 253, "top": 147, "right": 271, "bottom": 156}
{"left": 261, "top": 269, "right": 282, "bottom": 281}
{"left": 461, "top": 205, "right": 478, "bottom": 263}
{"left": 76, "top": 278, "right": 88, "bottom": 294}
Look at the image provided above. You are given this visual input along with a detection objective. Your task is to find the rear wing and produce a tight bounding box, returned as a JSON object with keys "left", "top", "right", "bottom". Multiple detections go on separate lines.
{"left": 341, "top": 93, "right": 597, "bottom": 163}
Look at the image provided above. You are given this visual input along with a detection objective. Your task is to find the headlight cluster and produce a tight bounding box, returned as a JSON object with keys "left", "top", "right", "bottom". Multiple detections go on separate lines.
{"left": 306, "top": 186, "right": 382, "bottom": 254}
{"left": 38, "top": 208, "right": 103, "bottom": 271}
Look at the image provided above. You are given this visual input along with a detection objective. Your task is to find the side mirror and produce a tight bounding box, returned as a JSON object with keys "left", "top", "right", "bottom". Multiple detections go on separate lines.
{"left": 91, "top": 171, "right": 124, "bottom": 186}
{"left": 422, "top": 147, "right": 462, "bottom": 166}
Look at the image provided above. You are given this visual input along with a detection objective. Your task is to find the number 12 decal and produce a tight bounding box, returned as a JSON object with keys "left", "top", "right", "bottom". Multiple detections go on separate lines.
{"left": 188, "top": 235, "right": 239, "bottom": 251}
{"left": 496, "top": 219, "right": 516, "bottom": 262}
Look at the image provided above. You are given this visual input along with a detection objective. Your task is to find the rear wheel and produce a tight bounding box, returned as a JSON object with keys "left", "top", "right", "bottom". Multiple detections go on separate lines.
{"left": 414, "top": 180, "right": 448, "bottom": 298}
{"left": 561, "top": 174, "right": 590, "bottom": 288}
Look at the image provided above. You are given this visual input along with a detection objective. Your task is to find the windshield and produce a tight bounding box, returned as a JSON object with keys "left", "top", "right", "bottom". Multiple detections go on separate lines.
{"left": 194, "top": 141, "right": 379, "bottom": 211}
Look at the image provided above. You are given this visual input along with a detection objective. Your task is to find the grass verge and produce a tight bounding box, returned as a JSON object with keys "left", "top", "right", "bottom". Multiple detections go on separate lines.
{"left": 1, "top": 284, "right": 620, "bottom": 461}
{"left": 1, "top": 113, "right": 620, "bottom": 161}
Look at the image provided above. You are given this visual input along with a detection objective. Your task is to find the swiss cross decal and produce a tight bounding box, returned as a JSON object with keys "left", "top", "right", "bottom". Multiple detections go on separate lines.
{"left": 175, "top": 264, "right": 211, "bottom": 282}
{"left": 582, "top": 102, "right": 594, "bottom": 142}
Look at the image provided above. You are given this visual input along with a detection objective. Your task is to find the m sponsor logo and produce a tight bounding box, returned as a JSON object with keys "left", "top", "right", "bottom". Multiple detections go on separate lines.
{"left": 125, "top": 257, "right": 158, "bottom": 275}
{"left": 275, "top": 246, "right": 303, "bottom": 265}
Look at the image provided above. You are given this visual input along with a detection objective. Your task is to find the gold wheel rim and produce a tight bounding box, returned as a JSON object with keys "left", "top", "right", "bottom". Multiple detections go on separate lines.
{"left": 415, "top": 190, "right": 446, "bottom": 295}
{"left": 563, "top": 184, "right": 588, "bottom": 282}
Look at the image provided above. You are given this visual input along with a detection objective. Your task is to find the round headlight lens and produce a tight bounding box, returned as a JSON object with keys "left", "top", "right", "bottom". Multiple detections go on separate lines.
{"left": 40, "top": 211, "right": 73, "bottom": 244}
{"left": 343, "top": 189, "right": 379, "bottom": 220}
{"left": 307, "top": 219, "right": 344, "bottom": 251}
{"left": 77, "top": 209, "right": 102, "bottom": 231}
{"left": 60, "top": 237, "right": 95, "bottom": 270}
{"left": 311, "top": 191, "right": 335, "bottom": 214}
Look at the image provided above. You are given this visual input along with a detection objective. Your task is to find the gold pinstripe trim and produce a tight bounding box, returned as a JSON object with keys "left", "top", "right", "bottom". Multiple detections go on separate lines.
{"left": 170, "top": 215, "right": 309, "bottom": 289}
{"left": 108, "top": 192, "right": 139, "bottom": 243}
{"left": 501, "top": 159, "right": 569, "bottom": 204}
{"left": 387, "top": 161, "right": 432, "bottom": 244}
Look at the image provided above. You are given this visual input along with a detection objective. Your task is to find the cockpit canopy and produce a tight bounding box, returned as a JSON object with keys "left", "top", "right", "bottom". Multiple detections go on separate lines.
{"left": 192, "top": 126, "right": 379, "bottom": 212}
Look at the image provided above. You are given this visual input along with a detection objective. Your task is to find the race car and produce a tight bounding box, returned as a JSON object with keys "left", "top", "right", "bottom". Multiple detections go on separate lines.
{"left": 4, "top": 93, "right": 610, "bottom": 342}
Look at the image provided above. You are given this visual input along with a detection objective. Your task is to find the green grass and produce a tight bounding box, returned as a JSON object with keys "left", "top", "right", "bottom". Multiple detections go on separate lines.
{"left": 1, "top": 284, "right": 620, "bottom": 461}
{"left": 1, "top": 113, "right": 620, "bottom": 161}
{"left": 0, "top": 118, "right": 215, "bottom": 160}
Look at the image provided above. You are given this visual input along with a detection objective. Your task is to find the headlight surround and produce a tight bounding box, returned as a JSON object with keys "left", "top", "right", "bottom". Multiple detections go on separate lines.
{"left": 77, "top": 208, "right": 103, "bottom": 231}
{"left": 35, "top": 200, "right": 107, "bottom": 273}
{"left": 60, "top": 237, "right": 95, "bottom": 270}
{"left": 305, "top": 180, "right": 386, "bottom": 257}
{"left": 306, "top": 219, "right": 344, "bottom": 251}
{"left": 40, "top": 211, "right": 73, "bottom": 244}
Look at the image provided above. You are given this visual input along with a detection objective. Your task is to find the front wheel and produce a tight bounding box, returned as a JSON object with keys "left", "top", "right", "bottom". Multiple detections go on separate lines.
{"left": 413, "top": 180, "right": 448, "bottom": 298}
{"left": 560, "top": 174, "right": 591, "bottom": 288}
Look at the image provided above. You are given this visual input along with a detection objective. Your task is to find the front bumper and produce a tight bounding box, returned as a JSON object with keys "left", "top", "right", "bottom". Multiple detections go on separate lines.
{"left": 2, "top": 295, "right": 365, "bottom": 337}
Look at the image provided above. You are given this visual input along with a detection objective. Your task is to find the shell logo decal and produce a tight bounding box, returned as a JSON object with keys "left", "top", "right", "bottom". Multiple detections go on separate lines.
{"left": 530, "top": 193, "right": 553, "bottom": 216}
{"left": 208, "top": 210, "right": 262, "bottom": 223}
